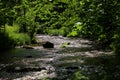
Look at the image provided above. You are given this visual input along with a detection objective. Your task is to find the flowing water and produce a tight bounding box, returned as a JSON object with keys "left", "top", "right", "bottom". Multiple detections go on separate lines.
{"left": 0, "top": 35, "right": 112, "bottom": 80}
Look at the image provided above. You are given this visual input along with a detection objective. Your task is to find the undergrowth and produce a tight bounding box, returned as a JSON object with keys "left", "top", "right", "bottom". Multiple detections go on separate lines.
{"left": 5, "top": 24, "right": 30, "bottom": 46}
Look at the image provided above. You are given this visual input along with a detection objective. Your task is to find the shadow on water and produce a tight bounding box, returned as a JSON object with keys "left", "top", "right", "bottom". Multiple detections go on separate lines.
{"left": 0, "top": 48, "right": 49, "bottom": 79}
{"left": 68, "top": 54, "right": 120, "bottom": 80}
{"left": 57, "top": 47, "right": 94, "bottom": 54}
{"left": 0, "top": 48, "right": 47, "bottom": 63}
{"left": 0, "top": 39, "right": 116, "bottom": 80}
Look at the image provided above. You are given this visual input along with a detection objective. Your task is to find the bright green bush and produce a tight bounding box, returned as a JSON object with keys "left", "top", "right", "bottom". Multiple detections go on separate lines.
{"left": 5, "top": 25, "right": 30, "bottom": 46}
{"left": 5, "top": 24, "right": 19, "bottom": 33}
{"left": 67, "top": 22, "right": 83, "bottom": 37}
{"left": 11, "top": 33, "right": 30, "bottom": 46}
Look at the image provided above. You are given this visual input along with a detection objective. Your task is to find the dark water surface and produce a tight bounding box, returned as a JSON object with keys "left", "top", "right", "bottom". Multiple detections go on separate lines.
{"left": 0, "top": 48, "right": 47, "bottom": 63}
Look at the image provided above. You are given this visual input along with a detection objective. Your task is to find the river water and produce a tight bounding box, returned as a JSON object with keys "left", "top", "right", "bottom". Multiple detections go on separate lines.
{"left": 0, "top": 35, "right": 112, "bottom": 80}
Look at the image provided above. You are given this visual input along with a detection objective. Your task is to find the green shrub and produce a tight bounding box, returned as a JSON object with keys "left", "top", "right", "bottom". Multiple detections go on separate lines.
{"left": 67, "top": 22, "right": 83, "bottom": 37}
{"left": 110, "top": 34, "right": 120, "bottom": 58}
{"left": 46, "top": 29, "right": 60, "bottom": 36}
{"left": 71, "top": 71, "right": 89, "bottom": 80}
{"left": 46, "top": 27, "right": 70, "bottom": 36}
{"left": 5, "top": 24, "right": 19, "bottom": 33}
{"left": 60, "top": 27, "right": 70, "bottom": 36}
{"left": 11, "top": 33, "right": 30, "bottom": 46}
{"left": 61, "top": 42, "right": 70, "bottom": 48}
{"left": 5, "top": 25, "right": 31, "bottom": 46}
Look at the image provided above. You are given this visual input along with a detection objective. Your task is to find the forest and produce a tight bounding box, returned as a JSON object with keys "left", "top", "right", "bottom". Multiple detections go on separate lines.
{"left": 0, "top": 0, "right": 120, "bottom": 80}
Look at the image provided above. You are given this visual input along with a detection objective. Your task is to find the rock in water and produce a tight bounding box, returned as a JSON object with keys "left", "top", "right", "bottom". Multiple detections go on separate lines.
{"left": 43, "top": 41, "right": 54, "bottom": 48}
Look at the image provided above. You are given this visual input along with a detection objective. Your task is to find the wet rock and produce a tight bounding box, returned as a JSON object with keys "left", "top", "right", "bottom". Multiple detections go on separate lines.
{"left": 23, "top": 45, "right": 34, "bottom": 49}
{"left": 25, "top": 55, "right": 32, "bottom": 58}
{"left": 43, "top": 41, "right": 54, "bottom": 48}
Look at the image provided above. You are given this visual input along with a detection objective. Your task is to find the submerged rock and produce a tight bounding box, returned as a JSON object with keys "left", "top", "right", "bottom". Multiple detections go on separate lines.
{"left": 43, "top": 41, "right": 54, "bottom": 48}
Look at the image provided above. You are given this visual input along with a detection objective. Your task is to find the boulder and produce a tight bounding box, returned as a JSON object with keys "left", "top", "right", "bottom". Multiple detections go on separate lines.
{"left": 43, "top": 41, "right": 54, "bottom": 48}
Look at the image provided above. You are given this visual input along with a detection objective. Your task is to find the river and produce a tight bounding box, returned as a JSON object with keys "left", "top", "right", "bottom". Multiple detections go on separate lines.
{"left": 0, "top": 35, "right": 112, "bottom": 80}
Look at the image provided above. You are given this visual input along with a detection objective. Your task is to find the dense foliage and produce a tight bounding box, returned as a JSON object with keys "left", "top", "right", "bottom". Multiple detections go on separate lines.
{"left": 0, "top": 0, "right": 120, "bottom": 57}
{"left": 0, "top": 1, "right": 120, "bottom": 80}
{"left": 78, "top": 0, "right": 120, "bottom": 57}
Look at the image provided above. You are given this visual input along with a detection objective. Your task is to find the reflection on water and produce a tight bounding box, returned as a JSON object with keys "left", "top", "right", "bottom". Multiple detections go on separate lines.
{"left": 0, "top": 48, "right": 57, "bottom": 80}
{"left": 0, "top": 48, "right": 47, "bottom": 63}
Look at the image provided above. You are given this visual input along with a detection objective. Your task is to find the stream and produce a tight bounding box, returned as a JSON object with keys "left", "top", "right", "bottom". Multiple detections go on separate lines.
{"left": 0, "top": 35, "right": 112, "bottom": 80}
